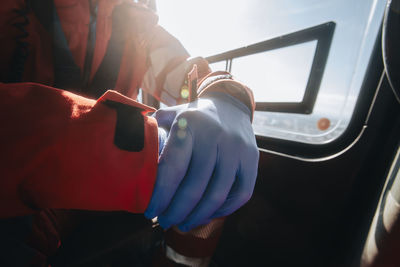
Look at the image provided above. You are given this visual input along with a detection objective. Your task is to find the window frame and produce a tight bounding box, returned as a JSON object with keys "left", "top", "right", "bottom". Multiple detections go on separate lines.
{"left": 254, "top": 33, "right": 383, "bottom": 160}
{"left": 206, "top": 22, "right": 336, "bottom": 114}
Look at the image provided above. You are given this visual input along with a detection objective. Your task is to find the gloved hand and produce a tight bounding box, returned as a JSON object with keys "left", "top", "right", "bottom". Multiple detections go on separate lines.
{"left": 144, "top": 91, "right": 259, "bottom": 232}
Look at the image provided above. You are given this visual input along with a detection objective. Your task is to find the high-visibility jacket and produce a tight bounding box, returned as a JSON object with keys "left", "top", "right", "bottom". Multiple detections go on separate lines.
{"left": 0, "top": 0, "right": 210, "bottom": 217}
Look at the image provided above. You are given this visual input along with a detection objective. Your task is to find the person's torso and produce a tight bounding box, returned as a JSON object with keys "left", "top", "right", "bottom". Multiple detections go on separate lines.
{"left": 0, "top": 0, "right": 157, "bottom": 99}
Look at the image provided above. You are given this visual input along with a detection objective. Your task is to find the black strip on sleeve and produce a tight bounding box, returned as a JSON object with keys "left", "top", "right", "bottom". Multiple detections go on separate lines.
{"left": 104, "top": 100, "right": 145, "bottom": 152}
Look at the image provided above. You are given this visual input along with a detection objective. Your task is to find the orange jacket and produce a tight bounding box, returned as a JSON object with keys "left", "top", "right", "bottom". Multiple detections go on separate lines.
{"left": 0, "top": 0, "right": 208, "bottom": 217}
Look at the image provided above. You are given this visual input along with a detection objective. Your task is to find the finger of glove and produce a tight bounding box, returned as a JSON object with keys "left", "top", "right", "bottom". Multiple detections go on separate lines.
{"left": 177, "top": 147, "right": 238, "bottom": 232}
{"left": 211, "top": 152, "right": 259, "bottom": 219}
{"left": 157, "top": 138, "right": 217, "bottom": 230}
{"left": 144, "top": 123, "right": 193, "bottom": 219}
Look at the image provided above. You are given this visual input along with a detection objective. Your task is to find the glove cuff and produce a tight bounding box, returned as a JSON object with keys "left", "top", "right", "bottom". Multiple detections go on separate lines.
{"left": 196, "top": 71, "right": 255, "bottom": 121}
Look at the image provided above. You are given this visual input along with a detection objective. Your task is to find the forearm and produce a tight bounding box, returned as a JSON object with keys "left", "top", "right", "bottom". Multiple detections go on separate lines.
{"left": 142, "top": 25, "right": 211, "bottom": 105}
{"left": 0, "top": 83, "right": 158, "bottom": 218}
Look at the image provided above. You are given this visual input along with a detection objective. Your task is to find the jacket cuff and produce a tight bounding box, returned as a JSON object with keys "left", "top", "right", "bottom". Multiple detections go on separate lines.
{"left": 97, "top": 90, "right": 159, "bottom": 212}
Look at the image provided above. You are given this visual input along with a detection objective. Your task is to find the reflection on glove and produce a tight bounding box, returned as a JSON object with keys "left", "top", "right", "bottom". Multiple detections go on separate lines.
{"left": 145, "top": 92, "right": 259, "bottom": 232}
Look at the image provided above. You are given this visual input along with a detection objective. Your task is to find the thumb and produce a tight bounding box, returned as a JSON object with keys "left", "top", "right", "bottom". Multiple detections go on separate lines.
{"left": 153, "top": 104, "right": 187, "bottom": 130}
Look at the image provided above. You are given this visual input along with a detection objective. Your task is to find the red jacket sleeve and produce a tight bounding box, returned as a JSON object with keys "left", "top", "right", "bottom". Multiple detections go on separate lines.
{"left": 0, "top": 82, "right": 158, "bottom": 218}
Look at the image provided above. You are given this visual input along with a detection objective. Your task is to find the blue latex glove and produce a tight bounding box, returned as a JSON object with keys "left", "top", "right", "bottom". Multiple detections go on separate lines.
{"left": 145, "top": 92, "right": 259, "bottom": 231}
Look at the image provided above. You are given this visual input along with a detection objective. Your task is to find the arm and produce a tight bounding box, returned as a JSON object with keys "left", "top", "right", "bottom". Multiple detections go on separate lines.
{"left": 0, "top": 82, "right": 158, "bottom": 218}
{"left": 140, "top": 21, "right": 211, "bottom": 105}
{"left": 121, "top": 4, "right": 258, "bottom": 230}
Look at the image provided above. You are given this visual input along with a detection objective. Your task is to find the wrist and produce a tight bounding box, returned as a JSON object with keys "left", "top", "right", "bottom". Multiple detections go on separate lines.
{"left": 196, "top": 72, "right": 255, "bottom": 121}
{"left": 201, "top": 91, "right": 252, "bottom": 120}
